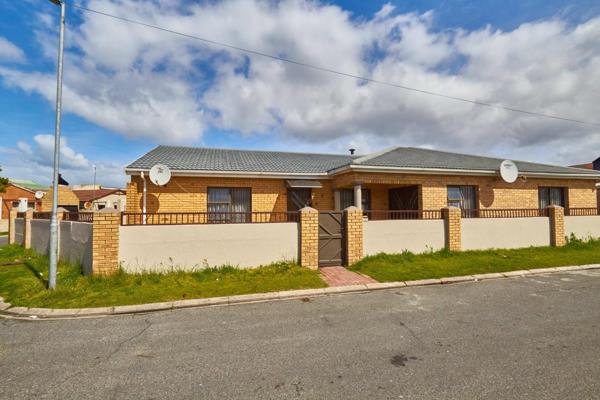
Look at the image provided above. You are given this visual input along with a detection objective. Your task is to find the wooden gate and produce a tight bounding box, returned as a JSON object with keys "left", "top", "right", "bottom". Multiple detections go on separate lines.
{"left": 318, "top": 211, "right": 345, "bottom": 267}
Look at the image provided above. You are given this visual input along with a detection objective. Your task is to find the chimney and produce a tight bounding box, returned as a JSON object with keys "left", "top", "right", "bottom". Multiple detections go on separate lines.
{"left": 349, "top": 148, "right": 356, "bottom": 155}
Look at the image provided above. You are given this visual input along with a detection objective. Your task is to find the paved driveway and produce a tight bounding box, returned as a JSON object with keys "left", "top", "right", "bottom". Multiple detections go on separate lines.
{"left": 1, "top": 270, "right": 600, "bottom": 399}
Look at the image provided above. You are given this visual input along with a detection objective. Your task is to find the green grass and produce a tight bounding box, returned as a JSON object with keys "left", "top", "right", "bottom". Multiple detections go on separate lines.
{"left": 0, "top": 231, "right": 7, "bottom": 236}
{"left": 350, "top": 237, "right": 600, "bottom": 282}
{"left": 0, "top": 245, "right": 326, "bottom": 308}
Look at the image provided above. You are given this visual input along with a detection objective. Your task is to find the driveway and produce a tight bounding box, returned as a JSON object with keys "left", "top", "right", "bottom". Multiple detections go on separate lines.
{"left": 1, "top": 270, "right": 600, "bottom": 399}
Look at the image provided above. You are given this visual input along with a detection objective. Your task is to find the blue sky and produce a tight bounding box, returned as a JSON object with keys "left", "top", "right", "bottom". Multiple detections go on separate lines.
{"left": 1, "top": 0, "right": 599, "bottom": 187}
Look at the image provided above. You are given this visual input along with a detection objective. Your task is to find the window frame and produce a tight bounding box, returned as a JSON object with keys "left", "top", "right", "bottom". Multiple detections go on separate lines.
{"left": 447, "top": 185, "right": 478, "bottom": 215}
{"left": 207, "top": 187, "right": 252, "bottom": 223}
{"left": 538, "top": 186, "right": 568, "bottom": 209}
{"left": 339, "top": 188, "right": 371, "bottom": 211}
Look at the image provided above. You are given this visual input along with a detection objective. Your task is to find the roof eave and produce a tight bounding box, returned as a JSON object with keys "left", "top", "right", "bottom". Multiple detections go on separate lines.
{"left": 328, "top": 164, "right": 600, "bottom": 180}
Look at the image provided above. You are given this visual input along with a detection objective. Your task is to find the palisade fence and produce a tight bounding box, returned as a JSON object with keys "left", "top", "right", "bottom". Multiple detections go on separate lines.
{"left": 32, "top": 211, "right": 94, "bottom": 223}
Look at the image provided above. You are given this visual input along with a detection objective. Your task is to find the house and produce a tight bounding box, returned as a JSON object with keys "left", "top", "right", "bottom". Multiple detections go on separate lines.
{"left": 0, "top": 180, "right": 45, "bottom": 230}
{"left": 73, "top": 186, "right": 127, "bottom": 211}
{"left": 570, "top": 156, "right": 600, "bottom": 171}
{"left": 40, "top": 178, "right": 80, "bottom": 212}
{"left": 124, "top": 145, "right": 600, "bottom": 218}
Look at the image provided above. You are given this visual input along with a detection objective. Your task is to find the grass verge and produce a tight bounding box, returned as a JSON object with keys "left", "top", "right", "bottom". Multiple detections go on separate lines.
{"left": 0, "top": 231, "right": 7, "bottom": 236}
{"left": 0, "top": 245, "right": 326, "bottom": 309}
{"left": 350, "top": 237, "right": 600, "bottom": 282}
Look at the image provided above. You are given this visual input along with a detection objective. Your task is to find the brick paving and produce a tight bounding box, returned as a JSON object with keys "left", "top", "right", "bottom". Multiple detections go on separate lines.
{"left": 319, "top": 266, "right": 377, "bottom": 287}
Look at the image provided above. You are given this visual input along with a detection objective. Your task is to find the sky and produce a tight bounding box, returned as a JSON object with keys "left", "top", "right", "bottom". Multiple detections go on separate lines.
{"left": 0, "top": 0, "right": 599, "bottom": 188}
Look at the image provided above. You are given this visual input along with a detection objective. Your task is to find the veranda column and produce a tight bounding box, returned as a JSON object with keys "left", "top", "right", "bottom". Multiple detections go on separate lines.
{"left": 299, "top": 207, "right": 319, "bottom": 270}
{"left": 548, "top": 205, "right": 565, "bottom": 247}
{"left": 442, "top": 206, "right": 462, "bottom": 251}
{"left": 353, "top": 182, "right": 362, "bottom": 209}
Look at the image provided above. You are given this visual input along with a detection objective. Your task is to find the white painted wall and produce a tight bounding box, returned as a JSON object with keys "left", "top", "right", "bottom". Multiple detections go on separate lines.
{"left": 59, "top": 221, "right": 93, "bottom": 275}
{"left": 462, "top": 217, "right": 550, "bottom": 251}
{"left": 119, "top": 223, "right": 299, "bottom": 272}
{"left": 564, "top": 216, "right": 600, "bottom": 240}
{"left": 364, "top": 219, "right": 445, "bottom": 256}
{"left": 14, "top": 218, "right": 24, "bottom": 245}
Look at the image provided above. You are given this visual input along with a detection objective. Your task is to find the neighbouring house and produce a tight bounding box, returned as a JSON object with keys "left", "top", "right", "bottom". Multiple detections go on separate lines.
{"left": 570, "top": 157, "right": 600, "bottom": 207}
{"left": 0, "top": 180, "right": 45, "bottom": 231}
{"left": 40, "top": 175, "right": 80, "bottom": 212}
{"left": 73, "top": 186, "right": 127, "bottom": 211}
{"left": 125, "top": 145, "right": 600, "bottom": 217}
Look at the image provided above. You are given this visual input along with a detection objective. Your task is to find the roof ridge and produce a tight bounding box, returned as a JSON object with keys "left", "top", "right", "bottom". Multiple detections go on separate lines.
{"left": 155, "top": 145, "right": 353, "bottom": 158}
{"left": 352, "top": 146, "right": 400, "bottom": 165}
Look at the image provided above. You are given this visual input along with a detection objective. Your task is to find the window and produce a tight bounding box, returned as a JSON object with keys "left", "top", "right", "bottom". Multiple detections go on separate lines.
{"left": 539, "top": 187, "right": 567, "bottom": 209}
{"left": 287, "top": 188, "right": 312, "bottom": 211}
{"left": 447, "top": 186, "right": 477, "bottom": 213}
{"left": 207, "top": 187, "right": 251, "bottom": 223}
{"left": 339, "top": 188, "right": 371, "bottom": 210}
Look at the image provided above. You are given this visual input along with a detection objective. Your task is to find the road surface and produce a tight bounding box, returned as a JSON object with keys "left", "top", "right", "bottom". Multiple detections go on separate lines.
{"left": 1, "top": 270, "right": 599, "bottom": 399}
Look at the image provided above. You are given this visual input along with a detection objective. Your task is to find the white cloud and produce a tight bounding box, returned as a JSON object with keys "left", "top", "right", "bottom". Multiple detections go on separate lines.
{"left": 3, "top": 135, "right": 126, "bottom": 188}
{"left": 0, "top": 37, "right": 25, "bottom": 63}
{"left": 0, "top": 0, "right": 599, "bottom": 165}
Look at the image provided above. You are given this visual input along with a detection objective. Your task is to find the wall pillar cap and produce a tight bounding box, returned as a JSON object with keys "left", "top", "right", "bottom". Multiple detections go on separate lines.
{"left": 95, "top": 209, "right": 121, "bottom": 214}
{"left": 344, "top": 206, "right": 362, "bottom": 212}
{"left": 299, "top": 206, "right": 318, "bottom": 213}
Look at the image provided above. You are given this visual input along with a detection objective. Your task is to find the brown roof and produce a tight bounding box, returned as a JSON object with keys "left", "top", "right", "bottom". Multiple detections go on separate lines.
{"left": 72, "top": 189, "right": 125, "bottom": 202}
{"left": 570, "top": 163, "right": 593, "bottom": 170}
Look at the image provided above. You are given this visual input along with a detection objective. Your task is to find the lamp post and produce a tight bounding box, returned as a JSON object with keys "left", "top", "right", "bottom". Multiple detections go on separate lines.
{"left": 92, "top": 164, "right": 97, "bottom": 210}
{"left": 48, "top": 0, "right": 66, "bottom": 290}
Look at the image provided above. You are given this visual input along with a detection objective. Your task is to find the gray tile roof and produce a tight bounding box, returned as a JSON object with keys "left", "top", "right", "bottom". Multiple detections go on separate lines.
{"left": 354, "top": 147, "right": 600, "bottom": 176}
{"left": 126, "top": 146, "right": 354, "bottom": 174}
{"left": 126, "top": 145, "right": 600, "bottom": 178}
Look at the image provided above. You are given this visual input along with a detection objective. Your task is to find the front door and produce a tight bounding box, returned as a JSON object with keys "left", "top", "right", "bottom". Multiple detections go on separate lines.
{"left": 318, "top": 211, "right": 345, "bottom": 267}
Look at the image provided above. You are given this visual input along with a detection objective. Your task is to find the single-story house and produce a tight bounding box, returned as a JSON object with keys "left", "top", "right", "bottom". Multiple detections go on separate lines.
{"left": 73, "top": 187, "right": 127, "bottom": 211}
{"left": 0, "top": 180, "right": 45, "bottom": 230}
{"left": 124, "top": 146, "right": 600, "bottom": 219}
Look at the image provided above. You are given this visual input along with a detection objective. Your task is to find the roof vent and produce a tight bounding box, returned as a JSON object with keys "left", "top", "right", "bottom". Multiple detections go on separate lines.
{"left": 349, "top": 148, "right": 356, "bottom": 155}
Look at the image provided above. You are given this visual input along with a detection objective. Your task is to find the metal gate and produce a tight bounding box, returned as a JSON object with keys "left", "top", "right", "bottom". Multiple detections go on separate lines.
{"left": 318, "top": 211, "right": 345, "bottom": 267}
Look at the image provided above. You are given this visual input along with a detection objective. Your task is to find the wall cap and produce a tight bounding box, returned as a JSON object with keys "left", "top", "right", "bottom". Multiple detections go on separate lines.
{"left": 299, "top": 206, "right": 318, "bottom": 213}
{"left": 344, "top": 206, "right": 362, "bottom": 212}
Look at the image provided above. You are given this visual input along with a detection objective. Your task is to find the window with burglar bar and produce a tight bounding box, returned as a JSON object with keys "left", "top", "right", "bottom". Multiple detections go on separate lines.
{"left": 447, "top": 185, "right": 477, "bottom": 217}
{"left": 539, "top": 187, "right": 567, "bottom": 209}
{"left": 207, "top": 187, "right": 251, "bottom": 223}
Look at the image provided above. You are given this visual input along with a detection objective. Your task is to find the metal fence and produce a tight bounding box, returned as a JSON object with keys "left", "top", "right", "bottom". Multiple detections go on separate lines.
{"left": 365, "top": 210, "right": 443, "bottom": 220}
{"left": 461, "top": 208, "right": 548, "bottom": 218}
{"left": 565, "top": 208, "right": 600, "bottom": 216}
{"left": 32, "top": 211, "right": 93, "bottom": 223}
{"left": 121, "top": 211, "right": 299, "bottom": 226}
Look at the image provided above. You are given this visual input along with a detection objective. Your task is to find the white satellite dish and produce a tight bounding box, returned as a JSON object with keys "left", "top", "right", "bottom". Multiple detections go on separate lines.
{"left": 34, "top": 191, "right": 45, "bottom": 200}
{"left": 499, "top": 160, "right": 519, "bottom": 183}
{"left": 149, "top": 164, "right": 172, "bottom": 186}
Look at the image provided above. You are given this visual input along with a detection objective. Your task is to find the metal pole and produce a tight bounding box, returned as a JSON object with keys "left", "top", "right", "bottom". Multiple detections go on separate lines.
{"left": 92, "top": 164, "right": 96, "bottom": 210}
{"left": 48, "top": 0, "right": 66, "bottom": 290}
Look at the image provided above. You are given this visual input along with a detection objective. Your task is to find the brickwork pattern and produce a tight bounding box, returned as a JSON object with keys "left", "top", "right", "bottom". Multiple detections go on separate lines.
{"left": 548, "top": 205, "right": 566, "bottom": 247}
{"left": 0, "top": 183, "right": 41, "bottom": 220}
{"left": 333, "top": 172, "right": 598, "bottom": 210}
{"left": 299, "top": 207, "right": 319, "bottom": 270}
{"left": 92, "top": 211, "right": 120, "bottom": 276}
{"left": 345, "top": 206, "right": 364, "bottom": 265}
{"left": 443, "top": 206, "right": 462, "bottom": 251}
{"left": 126, "top": 176, "right": 333, "bottom": 214}
{"left": 41, "top": 185, "right": 80, "bottom": 212}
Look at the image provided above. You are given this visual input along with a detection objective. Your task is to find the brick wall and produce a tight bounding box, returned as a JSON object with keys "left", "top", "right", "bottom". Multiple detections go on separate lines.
{"left": 92, "top": 211, "right": 120, "bottom": 276}
{"left": 125, "top": 176, "right": 333, "bottom": 213}
{"left": 548, "top": 206, "right": 566, "bottom": 247}
{"left": 333, "top": 172, "right": 598, "bottom": 210}
{"left": 1, "top": 184, "right": 41, "bottom": 219}
{"left": 345, "top": 206, "right": 363, "bottom": 265}
{"left": 443, "top": 206, "right": 462, "bottom": 251}
{"left": 299, "top": 207, "right": 318, "bottom": 269}
{"left": 41, "top": 185, "right": 80, "bottom": 211}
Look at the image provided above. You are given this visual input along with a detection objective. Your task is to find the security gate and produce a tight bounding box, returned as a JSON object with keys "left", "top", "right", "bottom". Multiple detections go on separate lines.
{"left": 318, "top": 211, "right": 345, "bottom": 267}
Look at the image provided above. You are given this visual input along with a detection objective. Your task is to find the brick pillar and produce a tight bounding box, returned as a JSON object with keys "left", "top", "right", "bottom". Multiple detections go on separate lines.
{"left": 548, "top": 205, "right": 565, "bottom": 247}
{"left": 299, "top": 207, "right": 319, "bottom": 270}
{"left": 443, "top": 206, "right": 462, "bottom": 251}
{"left": 92, "top": 210, "right": 120, "bottom": 276}
{"left": 23, "top": 209, "right": 33, "bottom": 249}
{"left": 8, "top": 208, "right": 17, "bottom": 245}
{"left": 344, "top": 206, "right": 363, "bottom": 265}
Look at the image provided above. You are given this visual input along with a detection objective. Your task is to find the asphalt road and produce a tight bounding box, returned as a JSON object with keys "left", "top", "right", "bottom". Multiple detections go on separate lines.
{"left": 1, "top": 270, "right": 600, "bottom": 400}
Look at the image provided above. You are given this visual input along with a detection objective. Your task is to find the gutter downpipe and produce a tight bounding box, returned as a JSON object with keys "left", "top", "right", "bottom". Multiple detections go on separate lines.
{"left": 141, "top": 171, "right": 147, "bottom": 225}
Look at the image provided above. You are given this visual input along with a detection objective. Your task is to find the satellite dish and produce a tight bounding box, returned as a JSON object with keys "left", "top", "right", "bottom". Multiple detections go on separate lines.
{"left": 84, "top": 201, "right": 93, "bottom": 210}
{"left": 34, "top": 191, "right": 45, "bottom": 199}
{"left": 149, "top": 164, "right": 171, "bottom": 186}
{"left": 500, "top": 160, "right": 519, "bottom": 183}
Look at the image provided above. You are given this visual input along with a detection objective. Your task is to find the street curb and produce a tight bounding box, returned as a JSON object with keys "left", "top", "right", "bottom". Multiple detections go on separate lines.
{"left": 1, "top": 264, "right": 599, "bottom": 320}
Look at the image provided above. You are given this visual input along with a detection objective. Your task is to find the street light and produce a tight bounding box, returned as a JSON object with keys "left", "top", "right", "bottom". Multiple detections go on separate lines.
{"left": 47, "top": 0, "right": 66, "bottom": 290}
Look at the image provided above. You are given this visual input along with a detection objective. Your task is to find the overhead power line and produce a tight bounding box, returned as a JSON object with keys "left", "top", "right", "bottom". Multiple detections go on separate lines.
{"left": 71, "top": 3, "right": 600, "bottom": 128}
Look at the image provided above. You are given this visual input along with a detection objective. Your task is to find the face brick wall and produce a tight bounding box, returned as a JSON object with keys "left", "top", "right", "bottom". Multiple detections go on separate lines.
{"left": 41, "top": 185, "right": 80, "bottom": 212}
{"left": 332, "top": 172, "right": 598, "bottom": 210}
{"left": 1, "top": 184, "right": 41, "bottom": 219}
{"left": 126, "top": 176, "right": 333, "bottom": 213}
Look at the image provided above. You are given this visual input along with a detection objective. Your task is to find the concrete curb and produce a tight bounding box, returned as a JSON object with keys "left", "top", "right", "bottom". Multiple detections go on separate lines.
{"left": 1, "top": 264, "right": 599, "bottom": 320}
